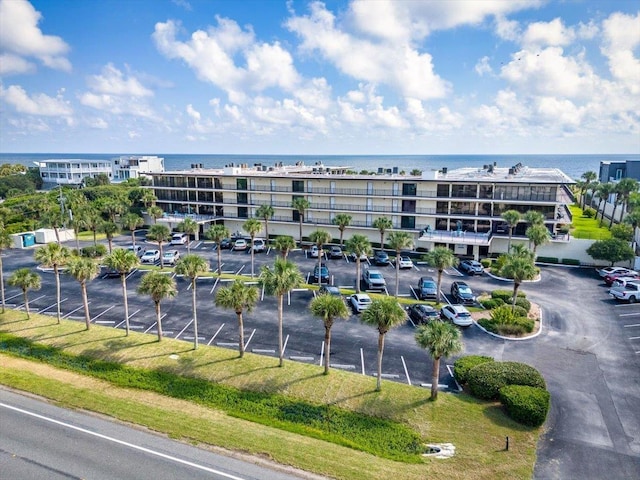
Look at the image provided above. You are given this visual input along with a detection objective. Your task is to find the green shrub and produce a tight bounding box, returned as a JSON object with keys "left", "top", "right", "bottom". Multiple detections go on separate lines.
{"left": 480, "top": 298, "right": 504, "bottom": 310}
{"left": 583, "top": 207, "right": 596, "bottom": 218}
{"left": 490, "top": 305, "right": 517, "bottom": 323}
{"left": 480, "top": 258, "right": 492, "bottom": 268}
{"left": 80, "top": 244, "right": 107, "bottom": 258}
{"left": 561, "top": 258, "right": 581, "bottom": 265}
{"left": 453, "top": 355, "right": 494, "bottom": 385}
{"left": 496, "top": 324, "right": 528, "bottom": 336}
{"left": 611, "top": 223, "right": 634, "bottom": 242}
{"left": 535, "top": 256, "right": 558, "bottom": 264}
{"left": 491, "top": 290, "right": 525, "bottom": 302}
{"left": 478, "top": 318, "right": 498, "bottom": 333}
{"left": 500, "top": 385, "right": 550, "bottom": 427}
{"left": 514, "top": 297, "right": 531, "bottom": 313}
{"left": 467, "top": 361, "right": 546, "bottom": 400}
{"left": 512, "top": 305, "right": 529, "bottom": 318}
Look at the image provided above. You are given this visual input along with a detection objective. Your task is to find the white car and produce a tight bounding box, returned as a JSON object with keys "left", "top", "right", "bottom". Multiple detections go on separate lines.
{"left": 234, "top": 238, "right": 248, "bottom": 251}
{"left": 140, "top": 250, "right": 160, "bottom": 264}
{"left": 349, "top": 252, "right": 369, "bottom": 262}
{"left": 610, "top": 281, "right": 640, "bottom": 303}
{"left": 127, "top": 245, "right": 145, "bottom": 257}
{"left": 309, "top": 245, "right": 319, "bottom": 258}
{"left": 162, "top": 250, "right": 180, "bottom": 265}
{"left": 396, "top": 256, "right": 413, "bottom": 269}
{"left": 170, "top": 233, "right": 188, "bottom": 245}
{"left": 250, "top": 238, "right": 266, "bottom": 253}
{"left": 597, "top": 266, "right": 631, "bottom": 278}
{"left": 349, "top": 293, "right": 372, "bottom": 313}
{"left": 440, "top": 304, "right": 473, "bottom": 327}
{"left": 612, "top": 276, "right": 640, "bottom": 288}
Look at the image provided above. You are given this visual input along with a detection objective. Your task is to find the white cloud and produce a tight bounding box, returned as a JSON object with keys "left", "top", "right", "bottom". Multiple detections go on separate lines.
{"left": 601, "top": 12, "right": 640, "bottom": 93}
{"left": 87, "top": 64, "right": 153, "bottom": 97}
{"left": 521, "top": 18, "right": 575, "bottom": 48}
{"left": 475, "top": 56, "right": 493, "bottom": 76}
{"left": 186, "top": 104, "right": 200, "bottom": 120}
{"left": 0, "top": 0, "right": 71, "bottom": 73}
{"left": 88, "top": 117, "right": 108, "bottom": 129}
{"left": 0, "top": 53, "right": 35, "bottom": 75}
{"left": 0, "top": 84, "right": 72, "bottom": 116}
{"left": 79, "top": 92, "right": 155, "bottom": 118}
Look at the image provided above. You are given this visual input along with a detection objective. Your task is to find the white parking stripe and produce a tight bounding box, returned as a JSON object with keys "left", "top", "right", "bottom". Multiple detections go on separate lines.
{"left": 401, "top": 356, "right": 411, "bottom": 386}
{"left": 243, "top": 329, "right": 256, "bottom": 350}
{"left": 90, "top": 305, "right": 115, "bottom": 323}
{"left": 624, "top": 323, "right": 640, "bottom": 327}
{"left": 63, "top": 304, "right": 87, "bottom": 319}
{"left": 38, "top": 298, "right": 68, "bottom": 313}
{"left": 175, "top": 319, "right": 194, "bottom": 339}
{"left": 360, "top": 348, "right": 365, "bottom": 375}
{"left": 206, "top": 323, "right": 225, "bottom": 346}
{"left": 620, "top": 312, "right": 640, "bottom": 317}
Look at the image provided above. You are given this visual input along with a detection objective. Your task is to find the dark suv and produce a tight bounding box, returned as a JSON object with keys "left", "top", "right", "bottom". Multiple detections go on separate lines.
{"left": 450, "top": 281, "right": 475, "bottom": 304}
{"left": 417, "top": 276, "right": 438, "bottom": 300}
{"left": 311, "top": 263, "right": 330, "bottom": 284}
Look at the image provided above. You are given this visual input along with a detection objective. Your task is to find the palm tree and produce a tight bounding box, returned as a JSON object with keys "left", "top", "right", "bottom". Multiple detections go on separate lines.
{"left": 140, "top": 189, "right": 157, "bottom": 208}
{"left": 0, "top": 226, "right": 13, "bottom": 314}
{"left": 100, "top": 220, "right": 119, "bottom": 254}
{"left": 255, "top": 204, "right": 274, "bottom": 246}
{"left": 387, "top": 231, "right": 413, "bottom": 297}
{"left": 500, "top": 253, "right": 537, "bottom": 312}
{"left": 526, "top": 224, "right": 551, "bottom": 257}
{"left": 523, "top": 210, "right": 545, "bottom": 226}
{"left": 273, "top": 235, "right": 296, "bottom": 260}
{"left": 34, "top": 243, "right": 70, "bottom": 324}
{"left": 66, "top": 257, "right": 100, "bottom": 330}
{"left": 147, "top": 224, "right": 171, "bottom": 270}
{"left": 8, "top": 268, "right": 41, "bottom": 319}
{"left": 260, "top": 258, "right": 304, "bottom": 367}
{"left": 614, "top": 178, "right": 640, "bottom": 225}
{"left": 84, "top": 207, "right": 102, "bottom": 246}
{"left": 99, "top": 197, "right": 129, "bottom": 223}
{"left": 624, "top": 210, "right": 640, "bottom": 230}
{"left": 215, "top": 279, "right": 259, "bottom": 357}
{"left": 372, "top": 217, "right": 392, "bottom": 249}
{"left": 292, "top": 197, "right": 310, "bottom": 246}
{"left": 122, "top": 213, "right": 144, "bottom": 248}
{"left": 501, "top": 210, "right": 522, "bottom": 252}
{"left": 179, "top": 217, "right": 198, "bottom": 253}
{"left": 147, "top": 205, "right": 164, "bottom": 224}
{"left": 361, "top": 297, "right": 406, "bottom": 391}
{"left": 206, "top": 224, "right": 230, "bottom": 275}
{"left": 310, "top": 292, "right": 349, "bottom": 375}
{"left": 345, "top": 234, "right": 372, "bottom": 293}
{"left": 332, "top": 213, "right": 352, "bottom": 247}
{"left": 308, "top": 229, "right": 331, "bottom": 287}
{"left": 137, "top": 271, "right": 177, "bottom": 341}
{"left": 424, "top": 247, "right": 458, "bottom": 305}
{"left": 243, "top": 218, "right": 262, "bottom": 278}
{"left": 595, "top": 182, "right": 614, "bottom": 224}
{"left": 40, "top": 200, "right": 64, "bottom": 244}
{"left": 65, "top": 191, "right": 89, "bottom": 251}
{"left": 415, "top": 321, "right": 463, "bottom": 401}
{"left": 175, "top": 254, "right": 209, "bottom": 349}
{"left": 579, "top": 171, "right": 598, "bottom": 208}
{"left": 103, "top": 248, "right": 140, "bottom": 336}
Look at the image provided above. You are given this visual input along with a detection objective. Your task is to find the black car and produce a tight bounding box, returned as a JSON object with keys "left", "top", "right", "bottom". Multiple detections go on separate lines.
{"left": 319, "top": 285, "right": 341, "bottom": 296}
{"left": 311, "top": 263, "right": 330, "bottom": 284}
{"left": 373, "top": 250, "right": 389, "bottom": 265}
{"left": 406, "top": 304, "right": 440, "bottom": 324}
{"left": 417, "top": 276, "right": 438, "bottom": 300}
{"left": 218, "top": 238, "right": 232, "bottom": 249}
{"left": 450, "top": 281, "right": 476, "bottom": 304}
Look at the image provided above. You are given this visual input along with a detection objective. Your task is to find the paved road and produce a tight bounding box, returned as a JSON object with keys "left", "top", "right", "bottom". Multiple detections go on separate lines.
{"left": 0, "top": 388, "right": 313, "bottom": 480}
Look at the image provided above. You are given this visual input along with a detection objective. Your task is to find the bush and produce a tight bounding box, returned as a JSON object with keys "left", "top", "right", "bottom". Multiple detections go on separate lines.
{"left": 480, "top": 298, "right": 504, "bottom": 310}
{"left": 467, "top": 361, "right": 546, "bottom": 400}
{"left": 80, "top": 244, "right": 107, "bottom": 258}
{"left": 453, "top": 355, "right": 494, "bottom": 385}
{"left": 491, "top": 290, "right": 525, "bottom": 302}
{"left": 536, "top": 256, "right": 558, "bottom": 264}
{"left": 500, "top": 385, "right": 550, "bottom": 427}
{"left": 611, "top": 223, "right": 634, "bottom": 242}
{"left": 512, "top": 305, "right": 529, "bottom": 318}
{"left": 583, "top": 207, "right": 596, "bottom": 218}
{"left": 561, "top": 258, "right": 581, "bottom": 265}
{"left": 514, "top": 297, "right": 531, "bottom": 313}
{"left": 480, "top": 258, "right": 492, "bottom": 268}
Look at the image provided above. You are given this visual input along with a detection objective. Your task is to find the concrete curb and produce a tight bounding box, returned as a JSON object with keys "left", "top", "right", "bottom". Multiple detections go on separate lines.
{"left": 484, "top": 270, "right": 542, "bottom": 283}
{"left": 473, "top": 307, "right": 543, "bottom": 341}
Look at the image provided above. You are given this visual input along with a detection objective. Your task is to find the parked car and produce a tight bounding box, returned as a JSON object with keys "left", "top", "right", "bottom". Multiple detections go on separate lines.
{"left": 459, "top": 259, "right": 484, "bottom": 275}
{"left": 250, "top": 238, "right": 266, "bottom": 253}
{"left": 329, "top": 246, "right": 343, "bottom": 259}
{"left": 171, "top": 233, "right": 188, "bottom": 245}
{"left": 612, "top": 276, "right": 640, "bottom": 288}
{"left": 102, "top": 265, "right": 128, "bottom": 278}
{"left": 162, "top": 250, "right": 180, "bottom": 265}
{"left": 127, "top": 245, "right": 145, "bottom": 257}
{"left": 349, "top": 251, "right": 369, "bottom": 262}
{"left": 140, "top": 250, "right": 160, "bottom": 264}
{"left": 396, "top": 256, "right": 414, "bottom": 269}
{"left": 406, "top": 304, "right": 440, "bottom": 324}
{"left": 311, "top": 263, "right": 330, "bottom": 284}
{"left": 417, "top": 276, "right": 438, "bottom": 300}
{"left": 318, "top": 285, "right": 341, "bottom": 297}
{"left": 609, "top": 281, "right": 640, "bottom": 303}
{"left": 373, "top": 250, "right": 390, "bottom": 265}
{"left": 362, "top": 268, "right": 386, "bottom": 290}
{"left": 440, "top": 304, "right": 473, "bottom": 327}
{"left": 349, "top": 293, "right": 372, "bottom": 313}
{"left": 597, "top": 266, "right": 632, "bottom": 278}
{"left": 233, "top": 238, "right": 248, "bottom": 251}
{"left": 604, "top": 269, "right": 639, "bottom": 285}
{"left": 218, "top": 238, "right": 233, "bottom": 249}
{"left": 450, "top": 281, "right": 476, "bottom": 304}
{"left": 309, "top": 245, "right": 319, "bottom": 258}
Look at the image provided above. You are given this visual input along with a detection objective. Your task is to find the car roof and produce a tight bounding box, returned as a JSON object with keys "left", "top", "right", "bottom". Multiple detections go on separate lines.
{"left": 352, "top": 293, "right": 371, "bottom": 300}
{"left": 420, "top": 276, "right": 435, "bottom": 281}
{"left": 449, "top": 305, "right": 470, "bottom": 313}
{"left": 453, "top": 281, "right": 469, "bottom": 286}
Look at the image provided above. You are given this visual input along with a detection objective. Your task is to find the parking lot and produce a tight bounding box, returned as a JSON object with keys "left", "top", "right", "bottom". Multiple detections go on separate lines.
{"left": 3, "top": 237, "right": 640, "bottom": 479}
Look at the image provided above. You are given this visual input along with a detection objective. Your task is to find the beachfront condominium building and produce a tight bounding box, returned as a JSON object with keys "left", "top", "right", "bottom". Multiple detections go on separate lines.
{"left": 146, "top": 161, "right": 575, "bottom": 259}
{"left": 36, "top": 155, "right": 164, "bottom": 187}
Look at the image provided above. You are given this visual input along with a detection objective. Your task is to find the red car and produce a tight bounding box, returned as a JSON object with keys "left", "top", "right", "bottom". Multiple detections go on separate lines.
{"left": 604, "top": 269, "right": 639, "bottom": 285}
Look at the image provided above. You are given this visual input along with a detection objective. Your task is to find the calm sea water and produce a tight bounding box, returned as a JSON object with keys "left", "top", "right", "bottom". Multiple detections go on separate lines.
{"left": 2, "top": 153, "right": 638, "bottom": 181}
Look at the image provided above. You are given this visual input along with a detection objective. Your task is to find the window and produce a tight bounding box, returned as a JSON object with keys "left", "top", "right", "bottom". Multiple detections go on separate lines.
{"left": 237, "top": 192, "right": 248, "bottom": 204}
{"left": 616, "top": 169, "right": 623, "bottom": 180}
{"left": 401, "top": 216, "right": 415, "bottom": 229}
{"left": 236, "top": 178, "right": 247, "bottom": 190}
{"left": 451, "top": 184, "right": 477, "bottom": 198}
{"left": 436, "top": 201, "right": 449, "bottom": 214}
{"left": 436, "top": 184, "right": 450, "bottom": 197}
{"left": 292, "top": 180, "right": 304, "bottom": 192}
{"left": 237, "top": 207, "right": 248, "bottom": 218}
{"left": 401, "top": 200, "right": 416, "bottom": 213}
{"left": 402, "top": 183, "right": 417, "bottom": 196}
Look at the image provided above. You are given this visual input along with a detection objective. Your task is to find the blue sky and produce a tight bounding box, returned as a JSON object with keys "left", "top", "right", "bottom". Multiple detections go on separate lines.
{"left": 0, "top": 0, "right": 638, "bottom": 154}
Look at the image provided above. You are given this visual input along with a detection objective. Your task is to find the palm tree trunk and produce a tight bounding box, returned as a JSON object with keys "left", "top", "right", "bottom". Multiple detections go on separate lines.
{"left": 436, "top": 270, "right": 443, "bottom": 305}
{"left": 324, "top": 324, "right": 332, "bottom": 375}
{"left": 508, "top": 228, "right": 513, "bottom": 251}
{"left": 265, "top": 220, "right": 269, "bottom": 247}
{"left": 355, "top": 258, "right": 361, "bottom": 293}
{"left": 299, "top": 218, "right": 303, "bottom": 246}
{"left": 395, "top": 252, "right": 400, "bottom": 297}
{"left": 339, "top": 229, "right": 344, "bottom": 247}
{"left": 0, "top": 255, "right": 5, "bottom": 314}
{"left": 81, "top": 282, "right": 91, "bottom": 330}
{"left": 278, "top": 294, "right": 284, "bottom": 367}
{"left": 380, "top": 233, "right": 384, "bottom": 249}
{"left": 512, "top": 282, "right": 520, "bottom": 312}
{"left": 610, "top": 203, "right": 618, "bottom": 228}
{"left": 250, "top": 237, "right": 255, "bottom": 278}
{"left": 54, "top": 226, "right": 61, "bottom": 245}
{"left": 54, "top": 266, "right": 62, "bottom": 324}
{"left": 192, "top": 280, "right": 198, "bottom": 349}
{"left": 75, "top": 229, "right": 81, "bottom": 251}
{"left": 155, "top": 302, "right": 163, "bottom": 341}
{"left": 108, "top": 238, "right": 113, "bottom": 254}
{"left": 376, "top": 333, "right": 385, "bottom": 391}
{"left": 121, "top": 275, "right": 130, "bottom": 336}
{"left": 217, "top": 247, "right": 222, "bottom": 276}
{"left": 317, "top": 250, "right": 322, "bottom": 287}
{"left": 159, "top": 242, "right": 164, "bottom": 270}
{"left": 23, "top": 289, "right": 30, "bottom": 319}
{"left": 237, "top": 310, "right": 245, "bottom": 358}
{"left": 431, "top": 357, "right": 441, "bottom": 400}
{"left": 131, "top": 231, "right": 137, "bottom": 248}
{"left": 93, "top": 229, "right": 97, "bottom": 246}
{"left": 596, "top": 199, "right": 604, "bottom": 221}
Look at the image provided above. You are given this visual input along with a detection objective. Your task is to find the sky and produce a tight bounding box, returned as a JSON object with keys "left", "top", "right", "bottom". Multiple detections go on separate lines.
{"left": 0, "top": 0, "right": 639, "bottom": 155}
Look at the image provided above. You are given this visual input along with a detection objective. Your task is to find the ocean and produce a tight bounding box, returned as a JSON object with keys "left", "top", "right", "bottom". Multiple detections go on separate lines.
{"left": 2, "top": 153, "right": 638, "bottom": 181}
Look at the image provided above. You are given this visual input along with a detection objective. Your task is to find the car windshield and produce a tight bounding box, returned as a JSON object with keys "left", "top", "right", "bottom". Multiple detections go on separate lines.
{"left": 457, "top": 312, "right": 471, "bottom": 318}
{"left": 360, "top": 297, "right": 371, "bottom": 304}
{"left": 421, "top": 281, "right": 435, "bottom": 288}
{"left": 458, "top": 285, "right": 472, "bottom": 293}
{"left": 370, "top": 272, "right": 383, "bottom": 279}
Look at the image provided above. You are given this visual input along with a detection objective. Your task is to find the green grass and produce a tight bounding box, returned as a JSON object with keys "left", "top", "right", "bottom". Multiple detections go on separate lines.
{"left": 0, "top": 310, "right": 540, "bottom": 480}
{"left": 569, "top": 204, "right": 612, "bottom": 240}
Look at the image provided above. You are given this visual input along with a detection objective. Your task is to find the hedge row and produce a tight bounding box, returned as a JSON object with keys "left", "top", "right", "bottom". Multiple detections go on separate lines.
{"left": 452, "top": 355, "right": 494, "bottom": 385}
{"left": 467, "top": 361, "right": 546, "bottom": 400}
{"left": 535, "top": 256, "right": 581, "bottom": 266}
{"left": 500, "top": 385, "right": 550, "bottom": 427}
{"left": 491, "top": 290, "right": 526, "bottom": 302}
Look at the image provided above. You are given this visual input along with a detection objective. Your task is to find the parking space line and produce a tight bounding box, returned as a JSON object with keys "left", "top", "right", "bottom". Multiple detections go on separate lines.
{"left": 291, "top": 356, "right": 314, "bottom": 362}
{"left": 18, "top": 294, "right": 47, "bottom": 309}
{"left": 629, "top": 336, "right": 640, "bottom": 340}
{"left": 90, "top": 305, "right": 115, "bottom": 323}
{"left": 360, "top": 348, "right": 365, "bottom": 375}
{"left": 144, "top": 322, "right": 157, "bottom": 334}
{"left": 175, "top": 319, "right": 194, "bottom": 339}
{"left": 446, "top": 364, "right": 463, "bottom": 392}
{"left": 235, "top": 265, "right": 245, "bottom": 275}
{"left": 192, "top": 241, "right": 202, "bottom": 249}
{"left": 63, "top": 304, "right": 86, "bottom": 319}
{"left": 319, "top": 341, "right": 324, "bottom": 366}
{"left": 332, "top": 364, "right": 356, "bottom": 370}
{"left": 206, "top": 323, "right": 225, "bottom": 346}
{"left": 244, "top": 329, "right": 256, "bottom": 350}
{"left": 624, "top": 324, "right": 640, "bottom": 327}
{"left": 4, "top": 292, "right": 23, "bottom": 302}
{"left": 409, "top": 286, "right": 419, "bottom": 300}
{"left": 401, "top": 356, "right": 411, "bottom": 386}
{"left": 282, "top": 334, "right": 289, "bottom": 357}
{"left": 620, "top": 312, "right": 640, "bottom": 317}
{"left": 379, "top": 373, "right": 400, "bottom": 379}
{"left": 210, "top": 277, "right": 219, "bottom": 294}
{"left": 252, "top": 348, "right": 276, "bottom": 353}
{"left": 38, "top": 297, "right": 68, "bottom": 313}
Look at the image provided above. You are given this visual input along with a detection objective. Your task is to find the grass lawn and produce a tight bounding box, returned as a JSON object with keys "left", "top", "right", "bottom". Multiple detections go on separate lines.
{"left": 569, "top": 204, "right": 612, "bottom": 240}
{"left": 0, "top": 311, "right": 539, "bottom": 480}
